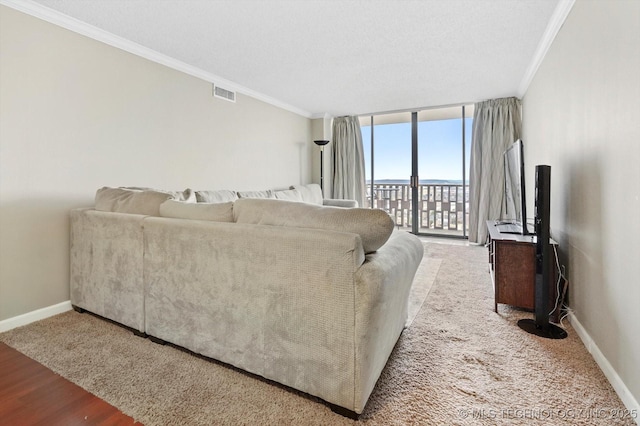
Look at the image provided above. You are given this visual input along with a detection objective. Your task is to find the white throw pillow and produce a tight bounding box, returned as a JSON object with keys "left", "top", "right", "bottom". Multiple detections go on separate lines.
{"left": 274, "top": 188, "right": 303, "bottom": 202}
{"left": 159, "top": 200, "right": 234, "bottom": 222}
{"left": 291, "top": 184, "right": 323, "bottom": 205}
{"left": 172, "top": 188, "right": 197, "bottom": 202}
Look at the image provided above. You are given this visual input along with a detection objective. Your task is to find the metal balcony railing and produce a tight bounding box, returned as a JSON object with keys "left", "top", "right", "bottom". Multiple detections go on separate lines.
{"left": 367, "top": 183, "right": 469, "bottom": 236}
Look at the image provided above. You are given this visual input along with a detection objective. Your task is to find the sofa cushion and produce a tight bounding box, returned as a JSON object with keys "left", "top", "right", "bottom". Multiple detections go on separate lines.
{"left": 274, "top": 188, "right": 303, "bottom": 202}
{"left": 95, "top": 187, "right": 175, "bottom": 216}
{"left": 291, "top": 184, "right": 323, "bottom": 205}
{"left": 233, "top": 199, "right": 394, "bottom": 253}
{"left": 237, "top": 189, "right": 276, "bottom": 199}
{"left": 323, "top": 198, "right": 359, "bottom": 208}
{"left": 195, "top": 189, "right": 238, "bottom": 203}
{"left": 159, "top": 200, "right": 234, "bottom": 222}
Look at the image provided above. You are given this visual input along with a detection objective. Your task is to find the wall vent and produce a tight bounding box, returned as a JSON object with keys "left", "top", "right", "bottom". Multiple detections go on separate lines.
{"left": 213, "top": 84, "right": 236, "bottom": 103}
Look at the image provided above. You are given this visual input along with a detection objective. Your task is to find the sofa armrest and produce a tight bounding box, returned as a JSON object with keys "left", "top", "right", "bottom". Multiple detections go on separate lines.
{"left": 352, "top": 231, "right": 424, "bottom": 413}
{"left": 323, "top": 198, "right": 358, "bottom": 208}
{"left": 70, "top": 208, "right": 146, "bottom": 332}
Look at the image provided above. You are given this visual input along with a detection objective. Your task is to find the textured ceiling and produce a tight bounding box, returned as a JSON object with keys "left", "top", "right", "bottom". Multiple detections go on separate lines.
{"left": 27, "top": 0, "right": 564, "bottom": 117}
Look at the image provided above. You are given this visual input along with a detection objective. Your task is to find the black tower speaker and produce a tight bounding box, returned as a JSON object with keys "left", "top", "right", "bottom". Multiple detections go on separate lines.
{"left": 518, "top": 165, "right": 567, "bottom": 339}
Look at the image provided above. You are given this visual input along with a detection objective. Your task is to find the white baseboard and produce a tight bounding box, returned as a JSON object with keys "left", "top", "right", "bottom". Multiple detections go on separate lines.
{"left": 569, "top": 312, "right": 639, "bottom": 423}
{"left": 0, "top": 301, "right": 72, "bottom": 333}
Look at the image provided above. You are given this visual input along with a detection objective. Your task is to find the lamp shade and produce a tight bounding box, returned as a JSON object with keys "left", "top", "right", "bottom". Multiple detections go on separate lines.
{"left": 314, "top": 140, "right": 330, "bottom": 146}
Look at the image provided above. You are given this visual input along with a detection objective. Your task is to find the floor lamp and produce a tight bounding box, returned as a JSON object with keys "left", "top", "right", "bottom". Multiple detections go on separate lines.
{"left": 314, "top": 140, "right": 330, "bottom": 193}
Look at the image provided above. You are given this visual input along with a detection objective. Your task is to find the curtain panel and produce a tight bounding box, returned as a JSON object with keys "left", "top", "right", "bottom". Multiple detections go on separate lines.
{"left": 469, "top": 97, "right": 522, "bottom": 243}
{"left": 331, "top": 116, "right": 367, "bottom": 207}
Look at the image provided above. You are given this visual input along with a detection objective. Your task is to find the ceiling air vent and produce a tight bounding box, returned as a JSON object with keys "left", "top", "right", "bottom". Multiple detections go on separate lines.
{"left": 213, "top": 84, "right": 236, "bottom": 103}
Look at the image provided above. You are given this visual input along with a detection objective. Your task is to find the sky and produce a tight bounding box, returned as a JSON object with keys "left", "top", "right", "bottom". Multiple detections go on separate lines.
{"left": 361, "top": 117, "right": 472, "bottom": 183}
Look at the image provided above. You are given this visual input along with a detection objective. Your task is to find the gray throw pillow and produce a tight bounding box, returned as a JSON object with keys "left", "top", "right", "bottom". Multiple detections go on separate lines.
{"left": 95, "top": 187, "right": 174, "bottom": 216}
{"left": 195, "top": 189, "right": 238, "bottom": 203}
{"left": 120, "top": 186, "right": 195, "bottom": 202}
{"left": 237, "top": 189, "right": 275, "bottom": 199}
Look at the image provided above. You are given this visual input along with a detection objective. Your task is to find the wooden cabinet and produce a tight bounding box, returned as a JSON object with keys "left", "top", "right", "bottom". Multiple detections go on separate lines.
{"left": 486, "top": 221, "right": 560, "bottom": 321}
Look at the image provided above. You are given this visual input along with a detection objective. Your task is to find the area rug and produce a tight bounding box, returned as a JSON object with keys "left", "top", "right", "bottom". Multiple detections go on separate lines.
{"left": 1, "top": 242, "right": 634, "bottom": 425}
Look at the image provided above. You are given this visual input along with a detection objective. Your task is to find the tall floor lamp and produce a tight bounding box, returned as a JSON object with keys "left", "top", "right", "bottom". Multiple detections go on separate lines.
{"left": 314, "top": 140, "right": 330, "bottom": 193}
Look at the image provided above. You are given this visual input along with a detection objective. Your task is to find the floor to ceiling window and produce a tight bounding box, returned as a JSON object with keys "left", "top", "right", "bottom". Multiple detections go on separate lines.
{"left": 360, "top": 105, "right": 473, "bottom": 238}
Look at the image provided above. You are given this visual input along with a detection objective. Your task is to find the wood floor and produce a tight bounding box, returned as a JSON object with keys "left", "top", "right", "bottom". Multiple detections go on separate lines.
{"left": 0, "top": 342, "right": 140, "bottom": 425}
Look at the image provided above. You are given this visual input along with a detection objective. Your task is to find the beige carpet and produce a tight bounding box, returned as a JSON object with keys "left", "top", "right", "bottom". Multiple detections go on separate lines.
{"left": 1, "top": 242, "right": 635, "bottom": 425}
{"left": 407, "top": 256, "right": 441, "bottom": 327}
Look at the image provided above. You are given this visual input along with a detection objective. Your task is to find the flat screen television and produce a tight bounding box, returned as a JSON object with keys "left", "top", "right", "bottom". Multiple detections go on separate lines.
{"left": 500, "top": 139, "right": 529, "bottom": 235}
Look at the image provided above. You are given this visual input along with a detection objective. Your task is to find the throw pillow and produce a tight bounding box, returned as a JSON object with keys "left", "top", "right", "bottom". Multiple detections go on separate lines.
{"left": 274, "top": 188, "right": 303, "bottom": 202}
{"left": 237, "top": 189, "right": 275, "bottom": 199}
{"left": 233, "top": 198, "right": 394, "bottom": 253}
{"left": 172, "top": 188, "right": 197, "bottom": 202}
{"left": 120, "top": 186, "right": 195, "bottom": 201}
{"left": 195, "top": 189, "right": 238, "bottom": 203}
{"left": 95, "top": 187, "right": 174, "bottom": 216}
{"left": 290, "top": 184, "right": 323, "bottom": 205}
{"left": 159, "top": 200, "right": 234, "bottom": 222}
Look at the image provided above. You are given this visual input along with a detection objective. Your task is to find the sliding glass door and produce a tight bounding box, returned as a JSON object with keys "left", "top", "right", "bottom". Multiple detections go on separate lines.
{"left": 361, "top": 113, "right": 412, "bottom": 227}
{"left": 361, "top": 105, "right": 473, "bottom": 238}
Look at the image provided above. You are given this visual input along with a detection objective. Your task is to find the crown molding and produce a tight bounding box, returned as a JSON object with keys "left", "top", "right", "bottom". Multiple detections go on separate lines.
{"left": 310, "top": 112, "right": 333, "bottom": 120}
{"left": 0, "top": 0, "right": 313, "bottom": 118}
{"left": 517, "top": 0, "right": 576, "bottom": 98}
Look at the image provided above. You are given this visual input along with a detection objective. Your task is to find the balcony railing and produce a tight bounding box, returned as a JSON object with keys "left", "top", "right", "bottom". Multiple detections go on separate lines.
{"left": 367, "top": 183, "right": 469, "bottom": 236}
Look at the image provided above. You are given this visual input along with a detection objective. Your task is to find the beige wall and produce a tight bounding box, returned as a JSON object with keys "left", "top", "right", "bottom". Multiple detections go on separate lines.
{"left": 0, "top": 6, "right": 312, "bottom": 321}
{"left": 522, "top": 0, "right": 639, "bottom": 406}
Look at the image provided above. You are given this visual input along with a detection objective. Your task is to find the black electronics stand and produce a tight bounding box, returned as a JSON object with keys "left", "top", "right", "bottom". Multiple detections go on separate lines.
{"left": 517, "top": 165, "right": 567, "bottom": 339}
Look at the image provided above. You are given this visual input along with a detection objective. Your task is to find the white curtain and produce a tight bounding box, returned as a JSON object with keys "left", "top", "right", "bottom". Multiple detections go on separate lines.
{"left": 331, "top": 116, "right": 366, "bottom": 207}
{"left": 469, "top": 97, "right": 522, "bottom": 243}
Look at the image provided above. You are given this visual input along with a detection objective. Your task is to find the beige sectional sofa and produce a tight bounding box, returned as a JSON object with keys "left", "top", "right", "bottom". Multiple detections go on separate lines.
{"left": 70, "top": 184, "right": 424, "bottom": 416}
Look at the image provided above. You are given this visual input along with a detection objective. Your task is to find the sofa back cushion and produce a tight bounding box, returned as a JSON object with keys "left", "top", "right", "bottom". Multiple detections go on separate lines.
{"left": 159, "top": 200, "right": 234, "bottom": 222}
{"left": 195, "top": 189, "right": 238, "bottom": 203}
{"left": 233, "top": 199, "right": 394, "bottom": 253}
{"left": 95, "top": 187, "right": 177, "bottom": 216}
{"left": 291, "top": 184, "right": 323, "bottom": 205}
